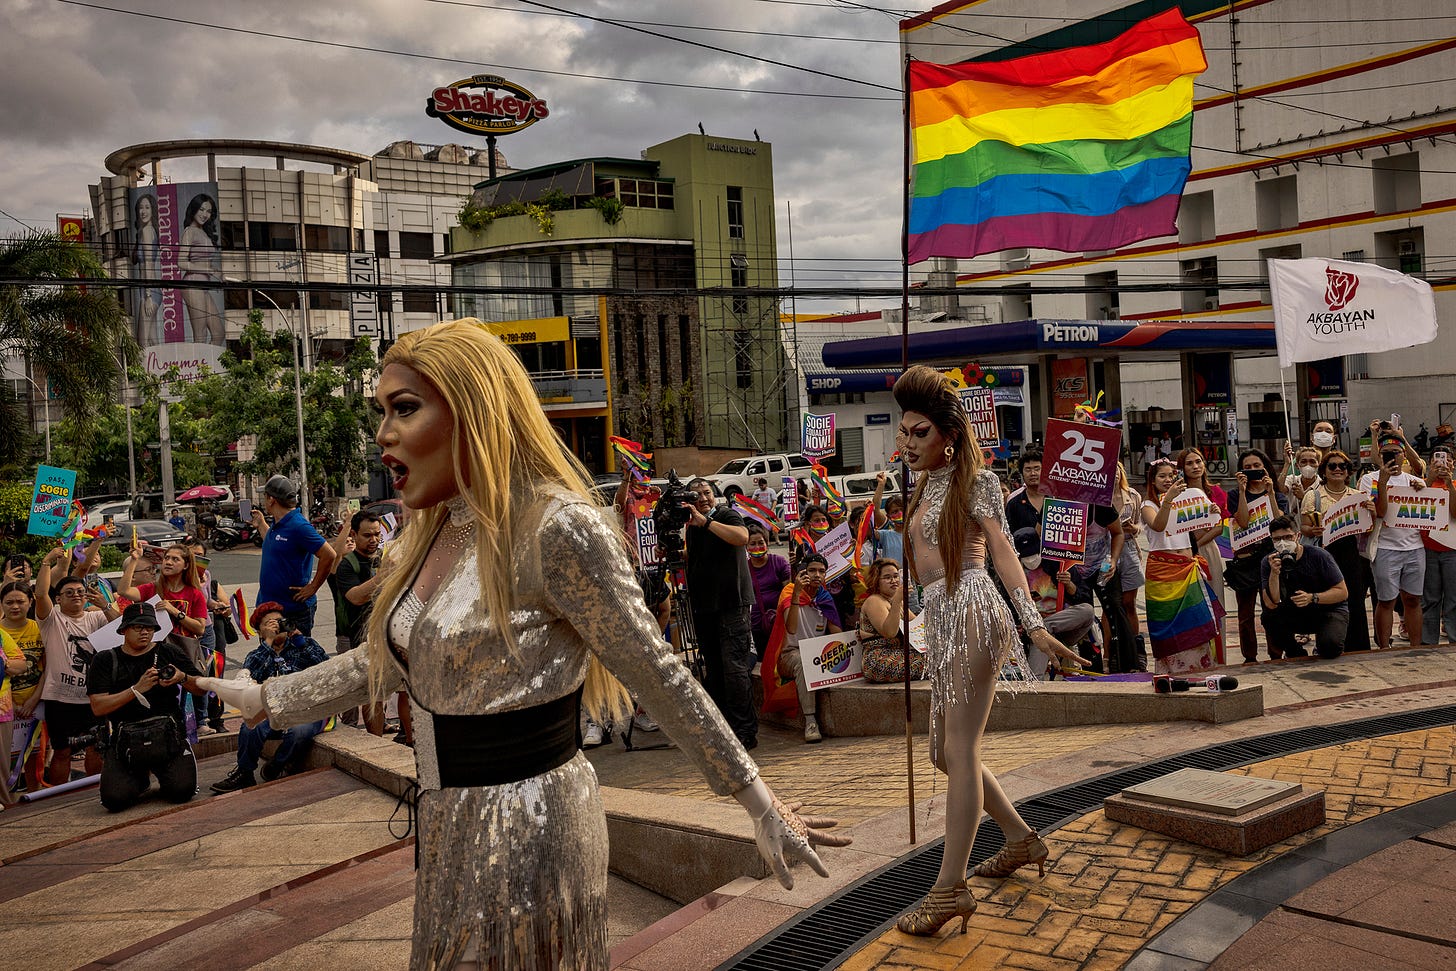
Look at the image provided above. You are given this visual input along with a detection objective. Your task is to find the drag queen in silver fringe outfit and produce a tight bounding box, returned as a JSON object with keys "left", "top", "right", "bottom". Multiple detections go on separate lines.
{"left": 200, "top": 319, "right": 847, "bottom": 970}
{"left": 891, "top": 366, "right": 1079, "bottom": 938}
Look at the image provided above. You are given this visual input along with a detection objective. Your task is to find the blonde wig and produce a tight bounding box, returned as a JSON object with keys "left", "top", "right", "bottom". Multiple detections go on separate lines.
{"left": 892, "top": 365, "right": 984, "bottom": 592}
{"left": 364, "top": 318, "right": 630, "bottom": 723}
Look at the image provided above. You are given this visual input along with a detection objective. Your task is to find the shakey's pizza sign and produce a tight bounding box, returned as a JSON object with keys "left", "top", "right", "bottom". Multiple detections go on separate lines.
{"left": 426, "top": 75, "right": 549, "bottom": 136}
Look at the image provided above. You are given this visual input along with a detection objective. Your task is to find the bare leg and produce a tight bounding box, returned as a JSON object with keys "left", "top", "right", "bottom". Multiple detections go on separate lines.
{"left": 1121, "top": 588, "right": 1140, "bottom": 636}
{"left": 45, "top": 746, "right": 72, "bottom": 785}
{"left": 934, "top": 625, "right": 1009, "bottom": 889}
{"left": 1374, "top": 599, "right": 1395, "bottom": 649}
{"left": 1402, "top": 592, "right": 1424, "bottom": 647}
{"left": 980, "top": 766, "right": 1032, "bottom": 843}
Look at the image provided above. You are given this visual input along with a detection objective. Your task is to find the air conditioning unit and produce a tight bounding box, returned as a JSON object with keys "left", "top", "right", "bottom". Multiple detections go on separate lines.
{"left": 1003, "top": 248, "right": 1031, "bottom": 270}
{"left": 1106, "top": 309, "right": 1120, "bottom": 320}
{"left": 730, "top": 254, "right": 749, "bottom": 269}
{"left": 1398, "top": 239, "right": 1417, "bottom": 256}
{"left": 1203, "top": 298, "right": 1219, "bottom": 311}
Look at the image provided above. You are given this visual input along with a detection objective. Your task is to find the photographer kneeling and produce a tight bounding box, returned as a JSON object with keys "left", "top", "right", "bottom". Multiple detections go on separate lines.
{"left": 1260, "top": 515, "right": 1349, "bottom": 660}
{"left": 88, "top": 602, "right": 206, "bottom": 812}
{"left": 212, "top": 602, "right": 328, "bottom": 793}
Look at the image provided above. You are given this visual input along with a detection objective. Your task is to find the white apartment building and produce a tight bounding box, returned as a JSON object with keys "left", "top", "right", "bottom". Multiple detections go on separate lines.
{"left": 902, "top": 0, "right": 1456, "bottom": 447}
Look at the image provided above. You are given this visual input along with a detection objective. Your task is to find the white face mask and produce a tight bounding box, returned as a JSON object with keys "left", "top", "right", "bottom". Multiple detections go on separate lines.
{"left": 1299, "top": 465, "right": 1319, "bottom": 480}
{"left": 1020, "top": 554, "right": 1042, "bottom": 571}
{"left": 1311, "top": 431, "right": 1335, "bottom": 448}
{"left": 1273, "top": 539, "right": 1298, "bottom": 555}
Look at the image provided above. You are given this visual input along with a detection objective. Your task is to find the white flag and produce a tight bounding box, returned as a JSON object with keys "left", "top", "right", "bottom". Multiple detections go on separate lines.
{"left": 1269, "top": 257, "right": 1437, "bottom": 368}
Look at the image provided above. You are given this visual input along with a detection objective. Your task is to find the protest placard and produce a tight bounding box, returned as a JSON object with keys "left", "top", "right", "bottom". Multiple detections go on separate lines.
{"left": 1040, "top": 498, "right": 1089, "bottom": 564}
{"left": 1167, "top": 488, "right": 1223, "bottom": 536}
{"left": 27, "top": 465, "right": 78, "bottom": 537}
{"left": 908, "top": 612, "right": 928, "bottom": 654}
{"left": 1042, "top": 418, "right": 1120, "bottom": 507}
{"left": 816, "top": 522, "right": 857, "bottom": 580}
{"left": 800, "top": 630, "right": 864, "bottom": 691}
{"left": 1321, "top": 492, "right": 1374, "bottom": 545}
{"left": 1383, "top": 485, "right": 1451, "bottom": 532}
{"left": 781, "top": 475, "right": 799, "bottom": 521}
{"left": 90, "top": 595, "right": 175, "bottom": 652}
{"left": 1230, "top": 495, "right": 1274, "bottom": 551}
{"left": 802, "top": 413, "right": 836, "bottom": 460}
{"left": 958, "top": 386, "right": 998, "bottom": 444}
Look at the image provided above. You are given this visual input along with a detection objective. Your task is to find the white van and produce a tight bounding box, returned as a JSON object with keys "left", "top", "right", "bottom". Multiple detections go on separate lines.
{"left": 706, "top": 453, "right": 816, "bottom": 501}
{"left": 835, "top": 470, "right": 903, "bottom": 504}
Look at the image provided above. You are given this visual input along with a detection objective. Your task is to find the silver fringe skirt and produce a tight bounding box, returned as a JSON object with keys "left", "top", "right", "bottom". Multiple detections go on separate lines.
{"left": 920, "top": 569, "right": 1029, "bottom": 767}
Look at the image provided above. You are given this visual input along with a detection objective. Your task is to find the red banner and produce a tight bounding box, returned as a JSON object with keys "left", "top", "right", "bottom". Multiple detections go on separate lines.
{"left": 1042, "top": 417, "right": 1121, "bottom": 507}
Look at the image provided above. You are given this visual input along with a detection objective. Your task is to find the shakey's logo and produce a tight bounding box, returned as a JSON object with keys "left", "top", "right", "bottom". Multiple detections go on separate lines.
{"left": 1325, "top": 265, "right": 1359, "bottom": 311}
{"left": 426, "top": 75, "right": 549, "bottom": 137}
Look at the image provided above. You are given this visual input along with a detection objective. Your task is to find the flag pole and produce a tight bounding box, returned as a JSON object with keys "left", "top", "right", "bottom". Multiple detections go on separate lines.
{"left": 899, "top": 49, "right": 917, "bottom": 846}
{"left": 1278, "top": 365, "right": 1294, "bottom": 444}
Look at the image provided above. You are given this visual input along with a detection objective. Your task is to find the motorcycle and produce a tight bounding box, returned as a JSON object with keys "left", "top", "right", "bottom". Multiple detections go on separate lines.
{"left": 210, "top": 516, "right": 264, "bottom": 550}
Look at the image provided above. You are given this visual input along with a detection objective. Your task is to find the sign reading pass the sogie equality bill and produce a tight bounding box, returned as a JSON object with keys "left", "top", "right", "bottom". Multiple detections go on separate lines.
{"left": 1041, "top": 418, "right": 1121, "bottom": 507}
{"left": 1040, "top": 498, "right": 1089, "bottom": 564}
{"left": 28, "top": 465, "right": 78, "bottom": 537}
{"left": 800, "top": 631, "right": 864, "bottom": 691}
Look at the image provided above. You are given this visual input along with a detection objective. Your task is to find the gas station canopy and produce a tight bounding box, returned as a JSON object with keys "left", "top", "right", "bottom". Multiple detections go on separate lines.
{"left": 820, "top": 319, "right": 1276, "bottom": 369}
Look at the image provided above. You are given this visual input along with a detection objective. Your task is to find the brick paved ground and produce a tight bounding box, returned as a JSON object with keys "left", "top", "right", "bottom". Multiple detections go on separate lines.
{"left": 835, "top": 725, "right": 1456, "bottom": 971}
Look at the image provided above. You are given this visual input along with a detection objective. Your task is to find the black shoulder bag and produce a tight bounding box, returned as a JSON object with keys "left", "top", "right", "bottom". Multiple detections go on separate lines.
{"left": 106, "top": 651, "right": 184, "bottom": 769}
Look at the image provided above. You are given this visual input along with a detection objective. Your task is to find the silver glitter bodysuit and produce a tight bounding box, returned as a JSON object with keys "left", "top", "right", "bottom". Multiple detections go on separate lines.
{"left": 262, "top": 491, "right": 760, "bottom": 970}
{"left": 908, "top": 465, "right": 1042, "bottom": 767}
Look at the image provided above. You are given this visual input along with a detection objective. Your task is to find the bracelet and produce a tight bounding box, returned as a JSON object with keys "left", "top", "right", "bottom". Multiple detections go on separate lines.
{"left": 1009, "top": 586, "right": 1048, "bottom": 634}
{"left": 131, "top": 687, "right": 152, "bottom": 709}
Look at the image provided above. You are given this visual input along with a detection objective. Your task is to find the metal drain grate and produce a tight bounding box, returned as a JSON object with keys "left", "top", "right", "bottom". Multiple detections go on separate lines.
{"left": 717, "top": 703, "right": 1456, "bottom": 971}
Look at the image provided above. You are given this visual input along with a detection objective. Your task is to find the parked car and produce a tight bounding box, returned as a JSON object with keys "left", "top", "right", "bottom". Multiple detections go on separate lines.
{"left": 705, "top": 453, "right": 815, "bottom": 502}
{"left": 836, "top": 470, "right": 902, "bottom": 502}
{"left": 85, "top": 499, "right": 134, "bottom": 525}
{"left": 98, "top": 519, "right": 188, "bottom": 549}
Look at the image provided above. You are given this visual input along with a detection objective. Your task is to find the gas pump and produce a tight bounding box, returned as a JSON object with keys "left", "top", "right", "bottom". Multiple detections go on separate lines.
{"left": 1194, "top": 406, "right": 1233, "bottom": 477}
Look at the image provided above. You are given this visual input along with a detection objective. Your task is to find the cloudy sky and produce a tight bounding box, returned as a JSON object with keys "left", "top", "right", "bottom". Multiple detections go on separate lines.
{"left": 0, "top": 0, "right": 983, "bottom": 311}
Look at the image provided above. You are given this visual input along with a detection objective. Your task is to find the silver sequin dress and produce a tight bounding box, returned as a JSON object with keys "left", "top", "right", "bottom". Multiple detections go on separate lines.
{"left": 908, "top": 465, "right": 1038, "bottom": 768}
{"left": 261, "top": 492, "right": 760, "bottom": 970}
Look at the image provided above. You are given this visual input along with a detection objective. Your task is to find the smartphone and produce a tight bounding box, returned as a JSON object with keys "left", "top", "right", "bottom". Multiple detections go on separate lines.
{"left": 238, "top": 499, "right": 253, "bottom": 522}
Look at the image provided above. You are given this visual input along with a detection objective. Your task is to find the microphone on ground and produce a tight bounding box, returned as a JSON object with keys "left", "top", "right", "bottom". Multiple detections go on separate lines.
{"left": 1154, "top": 675, "right": 1239, "bottom": 693}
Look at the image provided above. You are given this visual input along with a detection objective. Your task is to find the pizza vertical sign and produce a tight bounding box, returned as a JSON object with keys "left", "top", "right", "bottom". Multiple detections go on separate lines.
{"left": 1042, "top": 418, "right": 1121, "bottom": 507}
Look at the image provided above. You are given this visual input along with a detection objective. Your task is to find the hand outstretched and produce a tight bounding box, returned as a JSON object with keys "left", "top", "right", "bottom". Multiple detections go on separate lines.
{"left": 752, "top": 796, "right": 852, "bottom": 889}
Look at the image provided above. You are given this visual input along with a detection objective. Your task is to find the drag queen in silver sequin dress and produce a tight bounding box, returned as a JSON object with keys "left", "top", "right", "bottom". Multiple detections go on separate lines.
{"left": 200, "top": 319, "right": 848, "bottom": 970}
{"left": 890, "top": 367, "right": 1080, "bottom": 938}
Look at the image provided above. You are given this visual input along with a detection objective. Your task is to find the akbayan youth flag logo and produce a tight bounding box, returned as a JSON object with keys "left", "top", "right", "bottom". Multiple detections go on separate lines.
{"left": 906, "top": 8, "right": 1206, "bottom": 263}
{"left": 1269, "top": 257, "right": 1438, "bottom": 368}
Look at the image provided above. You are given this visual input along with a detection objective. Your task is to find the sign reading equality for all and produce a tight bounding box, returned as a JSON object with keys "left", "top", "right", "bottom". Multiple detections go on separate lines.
{"left": 958, "top": 386, "right": 999, "bottom": 444}
{"left": 1042, "top": 418, "right": 1121, "bottom": 507}
{"left": 1230, "top": 495, "right": 1274, "bottom": 551}
{"left": 27, "top": 465, "right": 78, "bottom": 537}
{"left": 1040, "top": 498, "right": 1089, "bottom": 564}
{"left": 802, "top": 413, "right": 836, "bottom": 460}
{"left": 1384, "top": 486, "right": 1451, "bottom": 532}
{"left": 1321, "top": 492, "right": 1374, "bottom": 544}
{"left": 1167, "top": 488, "right": 1223, "bottom": 536}
{"left": 800, "top": 631, "right": 864, "bottom": 691}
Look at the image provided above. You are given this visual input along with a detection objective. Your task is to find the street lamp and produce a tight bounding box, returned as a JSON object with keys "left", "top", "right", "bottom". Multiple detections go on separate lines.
{"left": 113, "top": 347, "right": 138, "bottom": 497}
{"left": 19, "top": 363, "right": 51, "bottom": 463}
{"left": 227, "top": 278, "right": 308, "bottom": 508}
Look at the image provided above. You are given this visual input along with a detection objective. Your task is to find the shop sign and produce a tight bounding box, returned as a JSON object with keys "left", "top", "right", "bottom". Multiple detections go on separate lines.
{"left": 427, "top": 75, "right": 549, "bottom": 136}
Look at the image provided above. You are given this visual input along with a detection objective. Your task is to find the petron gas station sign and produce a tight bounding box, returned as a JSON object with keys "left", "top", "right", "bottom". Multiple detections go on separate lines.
{"left": 426, "top": 75, "right": 549, "bottom": 136}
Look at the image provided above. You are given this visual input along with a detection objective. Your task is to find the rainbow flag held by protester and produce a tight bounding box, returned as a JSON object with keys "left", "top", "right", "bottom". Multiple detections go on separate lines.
{"left": 809, "top": 465, "right": 845, "bottom": 518}
{"left": 609, "top": 436, "right": 654, "bottom": 481}
{"left": 851, "top": 500, "right": 877, "bottom": 574}
{"left": 732, "top": 494, "right": 783, "bottom": 532}
{"left": 907, "top": 8, "right": 1206, "bottom": 262}
{"left": 231, "top": 589, "right": 255, "bottom": 640}
{"left": 1144, "top": 550, "right": 1224, "bottom": 670}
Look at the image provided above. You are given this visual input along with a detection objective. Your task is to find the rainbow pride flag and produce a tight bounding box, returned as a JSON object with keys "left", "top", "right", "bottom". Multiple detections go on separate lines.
{"left": 907, "top": 8, "right": 1206, "bottom": 263}
{"left": 732, "top": 494, "right": 783, "bottom": 532}
{"left": 1144, "top": 551, "right": 1224, "bottom": 671}
{"left": 231, "top": 588, "right": 256, "bottom": 640}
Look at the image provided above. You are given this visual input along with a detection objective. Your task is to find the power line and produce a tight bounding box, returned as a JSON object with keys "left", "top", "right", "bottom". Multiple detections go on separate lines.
{"left": 50, "top": 0, "right": 895, "bottom": 102}
{"left": 430, "top": 0, "right": 896, "bottom": 91}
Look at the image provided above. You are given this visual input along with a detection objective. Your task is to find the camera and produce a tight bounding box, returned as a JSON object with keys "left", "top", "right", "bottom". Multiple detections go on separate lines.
{"left": 652, "top": 471, "right": 697, "bottom": 564}
{"left": 158, "top": 663, "right": 178, "bottom": 682}
{"left": 67, "top": 724, "right": 108, "bottom": 750}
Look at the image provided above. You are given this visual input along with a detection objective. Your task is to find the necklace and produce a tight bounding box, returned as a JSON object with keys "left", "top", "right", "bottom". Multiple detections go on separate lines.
{"left": 921, "top": 462, "right": 955, "bottom": 549}
{"left": 424, "top": 496, "right": 477, "bottom": 585}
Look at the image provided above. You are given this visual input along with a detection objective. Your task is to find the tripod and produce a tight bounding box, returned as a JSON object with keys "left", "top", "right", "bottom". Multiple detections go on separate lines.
{"left": 620, "top": 560, "right": 694, "bottom": 753}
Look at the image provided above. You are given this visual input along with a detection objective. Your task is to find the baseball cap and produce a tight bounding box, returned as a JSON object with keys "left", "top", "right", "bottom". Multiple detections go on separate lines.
{"left": 119, "top": 601, "right": 162, "bottom": 632}
{"left": 1012, "top": 527, "right": 1042, "bottom": 559}
{"left": 263, "top": 475, "right": 298, "bottom": 504}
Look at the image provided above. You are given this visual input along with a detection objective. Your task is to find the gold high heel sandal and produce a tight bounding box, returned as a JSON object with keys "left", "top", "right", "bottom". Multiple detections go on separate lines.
{"left": 896, "top": 880, "right": 976, "bottom": 936}
{"left": 972, "top": 833, "right": 1049, "bottom": 879}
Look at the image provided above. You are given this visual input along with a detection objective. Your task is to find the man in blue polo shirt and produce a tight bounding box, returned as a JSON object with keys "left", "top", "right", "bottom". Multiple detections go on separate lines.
{"left": 251, "top": 475, "right": 337, "bottom": 636}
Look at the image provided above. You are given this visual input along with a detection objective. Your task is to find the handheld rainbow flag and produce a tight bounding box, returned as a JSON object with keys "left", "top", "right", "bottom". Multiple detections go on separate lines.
{"left": 851, "top": 499, "right": 876, "bottom": 574}
{"left": 58, "top": 501, "right": 88, "bottom": 550}
{"left": 609, "top": 436, "right": 654, "bottom": 481}
{"left": 790, "top": 526, "right": 815, "bottom": 551}
{"left": 230, "top": 588, "right": 256, "bottom": 640}
{"left": 809, "top": 465, "right": 845, "bottom": 518}
{"left": 732, "top": 494, "right": 783, "bottom": 532}
{"left": 907, "top": 8, "right": 1206, "bottom": 262}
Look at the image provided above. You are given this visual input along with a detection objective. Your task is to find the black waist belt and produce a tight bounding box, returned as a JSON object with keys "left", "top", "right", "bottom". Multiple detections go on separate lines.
{"left": 431, "top": 687, "right": 582, "bottom": 788}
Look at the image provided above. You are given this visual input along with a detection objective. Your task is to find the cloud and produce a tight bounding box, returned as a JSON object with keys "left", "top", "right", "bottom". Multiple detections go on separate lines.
{"left": 0, "top": 0, "right": 908, "bottom": 307}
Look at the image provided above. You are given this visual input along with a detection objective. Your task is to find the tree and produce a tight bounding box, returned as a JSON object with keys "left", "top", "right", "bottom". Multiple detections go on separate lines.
{"left": 176, "top": 313, "right": 377, "bottom": 495}
{"left": 0, "top": 232, "right": 135, "bottom": 465}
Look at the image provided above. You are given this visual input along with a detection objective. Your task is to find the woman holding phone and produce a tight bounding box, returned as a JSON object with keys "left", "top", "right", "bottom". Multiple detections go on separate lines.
{"left": 1141, "top": 459, "right": 1223, "bottom": 674}
{"left": 1227, "top": 449, "right": 1294, "bottom": 662}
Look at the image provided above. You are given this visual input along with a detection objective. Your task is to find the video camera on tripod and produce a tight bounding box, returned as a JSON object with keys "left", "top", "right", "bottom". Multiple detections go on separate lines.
{"left": 651, "top": 471, "right": 697, "bottom": 567}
